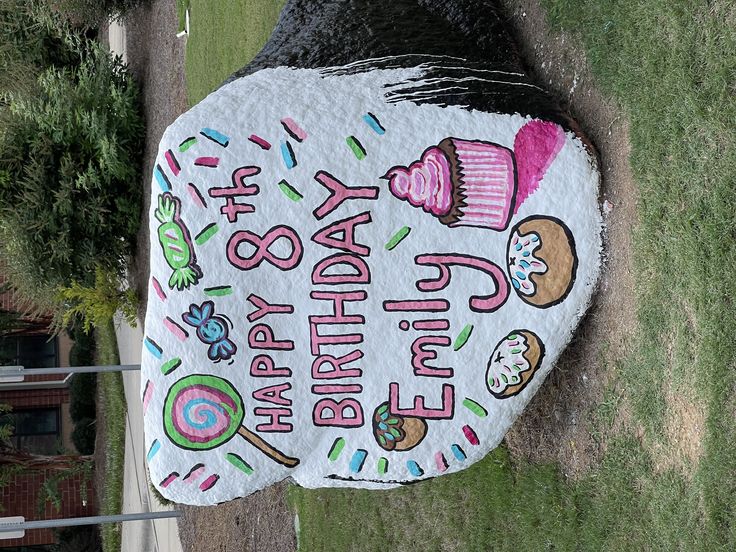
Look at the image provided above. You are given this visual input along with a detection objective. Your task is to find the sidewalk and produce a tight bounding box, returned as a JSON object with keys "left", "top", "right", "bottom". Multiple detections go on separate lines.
{"left": 115, "top": 315, "right": 183, "bottom": 552}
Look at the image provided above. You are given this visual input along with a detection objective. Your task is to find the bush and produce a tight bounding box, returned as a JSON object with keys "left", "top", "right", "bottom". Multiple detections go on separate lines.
{"left": 0, "top": 30, "right": 144, "bottom": 293}
{"left": 71, "top": 417, "right": 96, "bottom": 454}
{"left": 68, "top": 322, "right": 96, "bottom": 366}
{"left": 57, "top": 525, "right": 101, "bottom": 552}
{"left": 69, "top": 373, "right": 97, "bottom": 421}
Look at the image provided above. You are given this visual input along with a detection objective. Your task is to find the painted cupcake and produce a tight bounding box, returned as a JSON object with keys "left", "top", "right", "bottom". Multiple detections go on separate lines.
{"left": 486, "top": 330, "right": 545, "bottom": 399}
{"left": 384, "top": 120, "right": 565, "bottom": 231}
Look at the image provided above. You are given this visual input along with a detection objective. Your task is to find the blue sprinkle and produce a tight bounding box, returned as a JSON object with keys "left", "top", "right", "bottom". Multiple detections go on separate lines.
{"left": 407, "top": 460, "right": 424, "bottom": 477}
{"left": 515, "top": 271, "right": 527, "bottom": 280}
{"left": 378, "top": 422, "right": 388, "bottom": 430}
{"left": 385, "top": 432, "right": 395, "bottom": 441}
{"left": 349, "top": 449, "right": 368, "bottom": 473}
{"left": 280, "top": 141, "right": 296, "bottom": 169}
{"left": 154, "top": 165, "right": 171, "bottom": 192}
{"left": 515, "top": 243, "right": 523, "bottom": 251}
{"left": 519, "top": 260, "right": 530, "bottom": 268}
{"left": 531, "top": 235, "right": 539, "bottom": 242}
{"left": 144, "top": 337, "right": 163, "bottom": 359}
{"left": 200, "top": 128, "right": 230, "bottom": 147}
{"left": 362, "top": 113, "right": 386, "bottom": 135}
{"left": 147, "top": 440, "right": 161, "bottom": 461}
{"left": 512, "top": 278, "right": 521, "bottom": 290}
{"left": 451, "top": 444, "right": 467, "bottom": 461}
{"left": 380, "top": 412, "right": 388, "bottom": 420}
{"left": 522, "top": 251, "right": 531, "bottom": 257}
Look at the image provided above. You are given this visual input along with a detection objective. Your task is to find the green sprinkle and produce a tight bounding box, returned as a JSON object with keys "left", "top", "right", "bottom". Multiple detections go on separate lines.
{"left": 462, "top": 397, "right": 488, "bottom": 418}
{"left": 378, "top": 435, "right": 386, "bottom": 446}
{"left": 507, "top": 334, "right": 517, "bottom": 340}
{"left": 386, "top": 418, "right": 399, "bottom": 425}
{"left": 511, "top": 348, "right": 522, "bottom": 354}
{"left": 278, "top": 179, "right": 303, "bottom": 202}
{"left": 178, "top": 137, "right": 197, "bottom": 152}
{"left": 346, "top": 136, "right": 366, "bottom": 160}
{"left": 453, "top": 324, "right": 474, "bottom": 351}
{"left": 204, "top": 286, "right": 233, "bottom": 297}
{"left": 160, "top": 358, "right": 181, "bottom": 375}
{"left": 378, "top": 404, "right": 388, "bottom": 415}
{"left": 328, "top": 437, "right": 345, "bottom": 461}
{"left": 195, "top": 223, "right": 219, "bottom": 245}
{"left": 377, "top": 457, "right": 388, "bottom": 475}
{"left": 389, "top": 427, "right": 401, "bottom": 438}
{"left": 385, "top": 226, "right": 411, "bottom": 250}
{"left": 226, "top": 453, "right": 254, "bottom": 475}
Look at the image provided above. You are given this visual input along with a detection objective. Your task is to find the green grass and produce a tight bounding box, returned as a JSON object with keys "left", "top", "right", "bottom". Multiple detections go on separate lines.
{"left": 184, "top": 1, "right": 736, "bottom": 549}
{"left": 176, "top": 0, "right": 189, "bottom": 33}
{"left": 183, "top": 0, "right": 286, "bottom": 105}
{"left": 95, "top": 319, "right": 127, "bottom": 552}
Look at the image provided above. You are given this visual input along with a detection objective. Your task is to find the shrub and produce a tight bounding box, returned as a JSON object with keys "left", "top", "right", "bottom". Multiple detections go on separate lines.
{"left": 69, "top": 372, "right": 97, "bottom": 421}
{"left": 0, "top": 31, "right": 144, "bottom": 293}
{"left": 57, "top": 526, "right": 101, "bottom": 552}
{"left": 55, "top": 0, "right": 147, "bottom": 27}
{"left": 71, "top": 417, "right": 96, "bottom": 454}
{"left": 68, "top": 322, "right": 95, "bottom": 366}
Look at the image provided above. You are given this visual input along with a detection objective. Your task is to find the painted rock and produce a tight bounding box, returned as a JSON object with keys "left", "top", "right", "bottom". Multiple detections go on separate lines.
{"left": 142, "top": 1, "right": 601, "bottom": 505}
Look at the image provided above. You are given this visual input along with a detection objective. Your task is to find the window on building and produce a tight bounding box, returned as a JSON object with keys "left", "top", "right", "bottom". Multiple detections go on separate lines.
{"left": 0, "top": 334, "right": 58, "bottom": 368}
{"left": 1, "top": 407, "right": 61, "bottom": 455}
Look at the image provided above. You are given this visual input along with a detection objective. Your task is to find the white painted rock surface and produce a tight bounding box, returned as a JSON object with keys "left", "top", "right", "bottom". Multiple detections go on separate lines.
{"left": 142, "top": 64, "right": 601, "bottom": 505}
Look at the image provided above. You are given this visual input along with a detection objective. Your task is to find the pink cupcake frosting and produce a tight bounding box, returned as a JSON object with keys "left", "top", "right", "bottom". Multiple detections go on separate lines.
{"left": 384, "top": 147, "right": 454, "bottom": 217}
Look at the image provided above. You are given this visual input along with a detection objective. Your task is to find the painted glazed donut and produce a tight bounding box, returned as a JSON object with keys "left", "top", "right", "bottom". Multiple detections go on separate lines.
{"left": 486, "top": 330, "right": 545, "bottom": 399}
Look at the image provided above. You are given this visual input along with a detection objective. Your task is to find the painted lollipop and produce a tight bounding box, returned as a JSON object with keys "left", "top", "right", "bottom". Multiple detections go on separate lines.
{"left": 164, "top": 374, "right": 299, "bottom": 467}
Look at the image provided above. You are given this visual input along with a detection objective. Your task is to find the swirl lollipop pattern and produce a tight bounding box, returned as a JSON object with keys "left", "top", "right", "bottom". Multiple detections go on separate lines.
{"left": 164, "top": 375, "right": 299, "bottom": 467}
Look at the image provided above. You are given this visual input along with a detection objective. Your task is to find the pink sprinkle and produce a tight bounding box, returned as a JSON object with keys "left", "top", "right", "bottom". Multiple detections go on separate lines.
{"left": 435, "top": 452, "right": 448, "bottom": 472}
{"left": 161, "top": 472, "right": 178, "bottom": 488}
{"left": 281, "top": 117, "right": 307, "bottom": 142}
{"left": 248, "top": 134, "right": 272, "bottom": 150}
{"left": 151, "top": 277, "right": 166, "bottom": 301}
{"left": 142, "top": 380, "right": 154, "bottom": 414}
{"left": 199, "top": 474, "right": 219, "bottom": 491}
{"left": 187, "top": 183, "right": 207, "bottom": 209}
{"left": 165, "top": 150, "right": 181, "bottom": 176}
{"left": 522, "top": 282, "right": 531, "bottom": 289}
{"left": 513, "top": 236, "right": 519, "bottom": 245}
{"left": 462, "top": 424, "right": 480, "bottom": 446}
{"left": 184, "top": 465, "right": 205, "bottom": 483}
{"left": 194, "top": 156, "right": 219, "bottom": 168}
{"left": 164, "top": 317, "right": 188, "bottom": 342}
{"left": 531, "top": 261, "right": 543, "bottom": 267}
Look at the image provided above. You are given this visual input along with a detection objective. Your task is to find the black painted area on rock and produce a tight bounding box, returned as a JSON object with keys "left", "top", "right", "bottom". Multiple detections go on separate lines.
{"left": 224, "top": 0, "right": 571, "bottom": 129}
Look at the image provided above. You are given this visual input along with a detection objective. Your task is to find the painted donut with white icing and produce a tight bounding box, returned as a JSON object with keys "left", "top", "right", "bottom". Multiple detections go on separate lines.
{"left": 486, "top": 330, "right": 545, "bottom": 399}
{"left": 506, "top": 215, "right": 577, "bottom": 308}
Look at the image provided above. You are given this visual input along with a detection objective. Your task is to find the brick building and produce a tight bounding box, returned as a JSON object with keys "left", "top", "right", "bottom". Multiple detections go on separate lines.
{"left": 0, "top": 277, "right": 96, "bottom": 550}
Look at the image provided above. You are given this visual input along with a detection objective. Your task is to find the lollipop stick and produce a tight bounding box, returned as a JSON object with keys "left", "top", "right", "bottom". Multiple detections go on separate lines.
{"left": 237, "top": 426, "right": 300, "bottom": 467}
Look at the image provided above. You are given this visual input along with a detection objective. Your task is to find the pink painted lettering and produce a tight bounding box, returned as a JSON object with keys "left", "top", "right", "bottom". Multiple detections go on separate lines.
{"left": 312, "top": 171, "right": 379, "bottom": 220}
{"left": 388, "top": 382, "right": 454, "bottom": 419}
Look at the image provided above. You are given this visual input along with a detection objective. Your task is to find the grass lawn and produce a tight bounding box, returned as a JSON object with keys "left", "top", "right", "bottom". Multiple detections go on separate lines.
{"left": 180, "top": 0, "right": 286, "bottom": 105}
{"left": 95, "top": 319, "right": 127, "bottom": 552}
{"left": 183, "top": 1, "right": 736, "bottom": 550}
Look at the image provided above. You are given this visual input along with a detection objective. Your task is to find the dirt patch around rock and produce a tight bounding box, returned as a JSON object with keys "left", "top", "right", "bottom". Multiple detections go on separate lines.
{"left": 497, "top": 0, "right": 639, "bottom": 479}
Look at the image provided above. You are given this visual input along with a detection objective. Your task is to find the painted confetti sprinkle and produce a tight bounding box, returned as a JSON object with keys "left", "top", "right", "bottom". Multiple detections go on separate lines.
{"left": 195, "top": 222, "right": 219, "bottom": 245}
{"left": 435, "top": 452, "right": 449, "bottom": 472}
{"left": 183, "top": 464, "right": 205, "bottom": 483}
{"left": 142, "top": 380, "right": 154, "bottom": 414}
{"left": 204, "top": 286, "right": 233, "bottom": 297}
{"left": 225, "top": 453, "right": 254, "bottom": 475}
{"left": 451, "top": 444, "right": 467, "bottom": 461}
{"left": 178, "top": 136, "right": 197, "bottom": 152}
{"left": 165, "top": 149, "right": 181, "bottom": 176}
{"left": 160, "top": 472, "right": 179, "bottom": 488}
{"left": 200, "top": 127, "right": 230, "bottom": 147}
{"left": 194, "top": 156, "right": 219, "bottom": 168}
{"left": 462, "top": 424, "right": 480, "bottom": 446}
{"left": 280, "top": 117, "right": 307, "bottom": 142}
{"left": 144, "top": 337, "right": 162, "bottom": 359}
{"left": 349, "top": 449, "right": 368, "bottom": 473}
{"left": 462, "top": 397, "right": 488, "bottom": 418}
{"left": 363, "top": 112, "right": 386, "bottom": 135}
{"left": 327, "top": 437, "right": 346, "bottom": 461}
{"left": 151, "top": 276, "right": 167, "bottom": 301}
{"left": 154, "top": 164, "right": 172, "bottom": 192}
{"left": 146, "top": 440, "right": 161, "bottom": 461}
{"left": 160, "top": 357, "right": 182, "bottom": 376}
{"left": 278, "top": 179, "right": 303, "bottom": 202}
{"left": 280, "top": 141, "right": 297, "bottom": 169}
{"left": 199, "top": 474, "right": 220, "bottom": 492}
{"left": 385, "top": 226, "right": 411, "bottom": 250}
{"left": 187, "top": 183, "right": 207, "bottom": 209}
{"left": 377, "top": 457, "right": 389, "bottom": 475}
{"left": 407, "top": 460, "right": 424, "bottom": 477}
{"left": 346, "top": 135, "right": 366, "bottom": 159}
{"left": 453, "top": 324, "right": 474, "bottom": 351}
{"left": 164, "top": 316, "right": 189, "bottom": 341}
{"left": 248, "top": 134, "right": 271, "bottom": 150}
